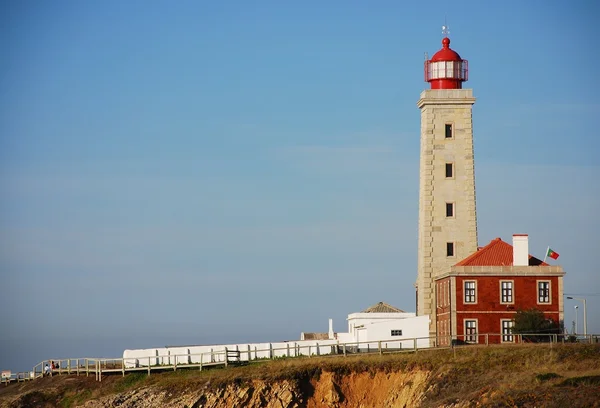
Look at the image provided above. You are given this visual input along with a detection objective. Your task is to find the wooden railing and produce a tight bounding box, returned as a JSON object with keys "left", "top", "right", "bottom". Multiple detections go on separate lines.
{"left": 2, "top": 333, "right": 597, "bottom": 385}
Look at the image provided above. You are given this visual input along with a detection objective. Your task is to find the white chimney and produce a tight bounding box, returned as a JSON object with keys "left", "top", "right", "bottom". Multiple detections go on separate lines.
{"left": 513, "top": 234, "right": 529, "bottom": 266}
{"left": 328, "top": 318, "right": 334, "bottom": 340}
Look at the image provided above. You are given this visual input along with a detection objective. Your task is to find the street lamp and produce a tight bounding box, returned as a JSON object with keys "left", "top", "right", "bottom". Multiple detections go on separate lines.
{"left": 567, "top": 296, "right": 587, "bottom": 337}
{"left": 574, "top": 306, "right": 578, "bottom": 335}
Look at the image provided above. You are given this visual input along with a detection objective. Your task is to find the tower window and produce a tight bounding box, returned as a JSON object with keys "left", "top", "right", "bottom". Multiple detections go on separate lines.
{"left": 445, "top": 124, "right": 453, "bottom": 139}
{"left": 446, "top": 242, "right": 454, "bottom": 257}
{"left": 446, "top": 202, "right": 454, "bottom": 217}
{"left": 445, "top": 163, "right": 454, "bottom": 178}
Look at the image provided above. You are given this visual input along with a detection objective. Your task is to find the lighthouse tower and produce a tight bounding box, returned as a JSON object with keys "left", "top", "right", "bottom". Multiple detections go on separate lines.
{"left": 416, "top": 33, "right": 478, "bottom": 339}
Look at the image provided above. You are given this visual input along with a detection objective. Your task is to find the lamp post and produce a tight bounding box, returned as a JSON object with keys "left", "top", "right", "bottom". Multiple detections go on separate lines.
{"left": 574, "top": 306, "right": 578, "bottom": 335}
{"left": 568, "top": 296, "right": 587, "bottom": 337}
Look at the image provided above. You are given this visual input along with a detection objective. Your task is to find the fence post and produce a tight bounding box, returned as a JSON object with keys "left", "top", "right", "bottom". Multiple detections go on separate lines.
{"left": 378, "top": 341, "right": 382, "bottom": 355}
{"left": 287, "top": 343, "right": 290, "bottom": 357}
{"left": 200, "top": 354, "right": 203, "bottom": 371}
{"left": 148, "top": 357, "right": 151, "bottom": 376}
{"left": 248, "top": 345, "right": 252, "bottom": 362}
{"left": 86, "top": 359, "right": 89, "bottom": 377}
{"left": 122, "top": 358, "right": 125, "bottom": 377}
{"left": 343, "top": 343, "right": 346, "bottom": 357}
{"left": 414, "top": 338, "right": 417, "bottom": 352}
{"left": 485, "top": 334, "right": 489, "bottom": 346}
{"left": 174, "top": 354, "right": 177, "bottom": 371}
{"left": 99, "top": 361, "right": 102, "bottom": 383}
{"left": 308, "top": 346, "right": 311, "bottom": 358}
{"left": 316, "top": 342, "right": 320, "bottom": 356}
{"left": 225, "top": 348, "right": 228, "bottom": 368}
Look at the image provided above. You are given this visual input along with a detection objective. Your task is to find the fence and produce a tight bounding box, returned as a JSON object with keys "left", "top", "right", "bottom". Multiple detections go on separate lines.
{"left": 2, "top": 332, "right": 598, "bottom": 385}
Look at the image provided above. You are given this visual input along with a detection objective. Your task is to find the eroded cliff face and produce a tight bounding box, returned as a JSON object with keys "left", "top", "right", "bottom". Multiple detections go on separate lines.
{"left": 79, "top": 369, "right": 432, "bottom": 408}
{"left": 5, "top": 345, "right": 600, "bottom": 408}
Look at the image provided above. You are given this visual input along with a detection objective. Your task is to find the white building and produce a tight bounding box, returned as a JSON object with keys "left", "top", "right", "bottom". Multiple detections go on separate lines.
{"left": 329, "top": 302, "right": 430, "bottom": 350}
{"left": 123, "top": 302, "right": 430, "bottom": 367}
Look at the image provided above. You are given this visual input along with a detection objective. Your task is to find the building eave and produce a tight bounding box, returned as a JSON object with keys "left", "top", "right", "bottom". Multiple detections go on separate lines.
{"left": 434, "top": 265, "right": 566, "bottom": 280}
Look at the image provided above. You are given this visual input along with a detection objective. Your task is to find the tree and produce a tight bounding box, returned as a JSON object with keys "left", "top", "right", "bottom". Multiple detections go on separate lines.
{"left": 512, "top": 308, "right": 560, "bottom": 342}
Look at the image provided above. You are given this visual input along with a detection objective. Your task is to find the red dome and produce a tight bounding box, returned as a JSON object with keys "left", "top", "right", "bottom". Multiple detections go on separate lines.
{"left": 424, "top": 37, "right": 468, "bottom": 89}
{"left": 430, "top": 37, "right": 462, "bottom": 62}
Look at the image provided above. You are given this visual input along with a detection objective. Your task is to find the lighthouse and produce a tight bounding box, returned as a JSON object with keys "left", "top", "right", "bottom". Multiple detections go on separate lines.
{"left": 416, "top": 31, "right": 478, "bottom": 340}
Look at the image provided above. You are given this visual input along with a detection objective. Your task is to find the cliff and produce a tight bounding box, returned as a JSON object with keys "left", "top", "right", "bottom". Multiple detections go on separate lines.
{"left": 2, "top": 344, "right": 600, "bottom": 408}
{"left": 77, "top": 369, "right": 431, "bottom": 408}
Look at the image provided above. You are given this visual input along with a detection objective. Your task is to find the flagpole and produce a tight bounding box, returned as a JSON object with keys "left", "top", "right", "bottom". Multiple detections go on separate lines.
{"left": 543, "top": 246, "right": 549, "bottom": 263}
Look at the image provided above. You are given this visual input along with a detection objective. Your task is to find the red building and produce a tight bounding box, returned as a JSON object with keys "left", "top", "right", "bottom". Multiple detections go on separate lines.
{"left": 435, "top": 234, "right": 565, "bottom": 345}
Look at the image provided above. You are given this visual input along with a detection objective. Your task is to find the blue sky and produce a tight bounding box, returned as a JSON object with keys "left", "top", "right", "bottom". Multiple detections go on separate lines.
{"left": 1, "top": 0, "right": 598, "bottom": 371}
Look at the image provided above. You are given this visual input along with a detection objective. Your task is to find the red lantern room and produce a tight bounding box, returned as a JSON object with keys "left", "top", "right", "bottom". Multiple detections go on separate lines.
{"left": 425, "top": 37, "right": 468, "bottom": 89}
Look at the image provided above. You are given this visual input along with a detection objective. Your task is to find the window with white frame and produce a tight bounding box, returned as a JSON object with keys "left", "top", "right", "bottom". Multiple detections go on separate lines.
{"left": 500, "top": 281, "right": 513, "bottom": 304}
{"left": 501, "top": 320, "right": 514, "bottom": 342}
{"left": 538, "top": 281, "right": 550, "bottom": 304}
{"left": 391, "top": 330, "right": 402, "bottom": 336}
{"left": 465, "top": 320, "right": 477, "bottom": 343}
{"left": 464, "top": 281, "right": 476, "bottom": 303}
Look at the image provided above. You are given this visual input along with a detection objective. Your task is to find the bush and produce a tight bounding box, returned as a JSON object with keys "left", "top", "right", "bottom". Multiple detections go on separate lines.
{"left": 512, "top": 308, "right": 560, "bottom": 342}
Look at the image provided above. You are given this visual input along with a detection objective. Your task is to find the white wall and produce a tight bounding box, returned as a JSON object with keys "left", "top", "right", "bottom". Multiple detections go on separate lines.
{"left": 123, "top": 339, "right": 339, "bottom": 368}
{"left": 341, "top": 314, "right": 430, "bottom": 350}
{"left": 122, "top": 313, "right": 430, "bottom": 368}
{"left": 362, "top": 315, "right": 430, "bottom": 349}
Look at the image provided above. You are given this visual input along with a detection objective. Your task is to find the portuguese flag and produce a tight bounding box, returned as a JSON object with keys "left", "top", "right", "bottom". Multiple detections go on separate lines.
{"left": 546, "top": 248, "right": 559, "bottom": 260}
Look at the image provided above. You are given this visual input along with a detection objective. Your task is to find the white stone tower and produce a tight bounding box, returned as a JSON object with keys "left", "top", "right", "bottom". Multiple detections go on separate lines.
{"left": 416, "top": 35, "right": 478, "bottom": 338}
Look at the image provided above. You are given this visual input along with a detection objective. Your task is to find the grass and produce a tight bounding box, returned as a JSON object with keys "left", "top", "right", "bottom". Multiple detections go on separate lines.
{"left": 141, "top": 345, "right": 600, "bottom": 392}
{"left": 3, "top": 344, "right": 599, "bottom": 407}
{"left": 535, "top": 372, "right": 562, "bottom": 383}
{"left": 59, "top": 389, "right": 92, "bottom": 408}
{"left": 112, "top": 372, "right": 148, "bottom": 393}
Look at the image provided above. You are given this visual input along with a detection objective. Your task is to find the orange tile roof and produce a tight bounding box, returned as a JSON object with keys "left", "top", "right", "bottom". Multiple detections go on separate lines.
{"left": 455, "top": 238, "right": 548, "bottom": 266}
